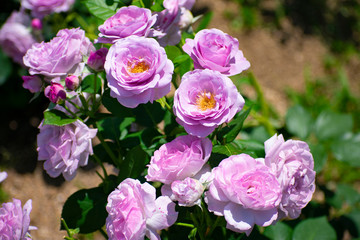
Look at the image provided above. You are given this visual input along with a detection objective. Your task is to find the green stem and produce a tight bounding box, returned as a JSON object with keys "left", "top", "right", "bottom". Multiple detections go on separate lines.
{"left": 61, "top": 218, "right": 75, "bottom": 239}
{"left": 97, "top": 133, "right": 120, "bottom": 167}
{"left": 175, "top": 222, "right": 195, "bottom": 228}
{"left": 93, "top": 153, "right": 108, "bottom": 179}
{"left": 190, "top": 213, "right": 205, "bottom": 240}
{"left": 206, "top": 216, "right": 222, "bottom": 237}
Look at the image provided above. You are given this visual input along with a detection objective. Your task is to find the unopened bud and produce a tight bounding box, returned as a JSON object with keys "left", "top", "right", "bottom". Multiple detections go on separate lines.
{"left": 44, "top": 82, "right": 66, "bottom": 103}
{"left": 65, "top": 75, "right": 80, "bottom": 90}
{"left": 87, "top": 48, "right": 108, "bottom": 72}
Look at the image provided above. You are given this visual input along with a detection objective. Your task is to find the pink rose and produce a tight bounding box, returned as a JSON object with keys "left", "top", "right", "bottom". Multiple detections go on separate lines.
{"left": 21, "top": 0, "right": 74, "bottom": 18}
{"left": 0, "top": 199, "right": 36, "bottom": 239}
{"left": 65, "top": 75, "right": 80, "bottom": 90}
{"left": 87, "top": 48, "right": 108, "bottom": 72}
{"left": 146, "top": 135, "right": 212, "bottom": 184}
{"left": 44, "top": 82, "right": 66, "bottom": 103}
{"left": 106, "top": 178, "right": 178, "bottom": 240}
{"left": 205, "top": 154, "right": 281, "bottom": 235}
{"left": 22, "top": 75, "right": 43, "bottom": 93}
{"left": 183, "top": 28, "right": 250, "bottom": 76}
{"left": 97, "top": 6, "right": 157, "bottom": 44}
{"left": 23, "top": 28, "right": 94, "bottom": 81}
{"left": 264, "top": 134, "right": 316, "bottom": 219}
{"left": 37, "top": 120, "right": 97, "bottom": 181}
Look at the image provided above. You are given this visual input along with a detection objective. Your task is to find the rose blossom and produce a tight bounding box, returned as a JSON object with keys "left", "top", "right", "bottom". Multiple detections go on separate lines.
{"left": 65, "top": 75, "right": 80, "bottom": 90}
{"left": 21, "top": 0, "right": 74, "bottom": 18}
{"left": 31, "top": 18, "right": 42, "bottom": 30}
{"left": 23, "top": 28, "right": 94, "bottom": 81}
{"left": 205, "top": 154, "right": 282, "bottom": 235}
{"left": 150, "top": 0, "right": 181, "bottom": 46}
{"left": 106, "top": 178, "right": 178, "bottom": 240}
{"left": 44, "top": 82, "right": 66, "bottom": 103}
{"left": 37, "top": 120, "right": 97, "bottom": 181}
{"left": 173, "top": 69, "right": 245, "bottom": 137}
{"left": 182, "top": 28, "right": 250, "bottom": 76}
{"left": 87, "top": 48, "right": 108, "bottom": 72}
{"left": 264, "top": 134, "right": 316, "bottom": 219}
{"left": 96, "top": 6, "right": 157, "bottom": 44}
{"left": 22, "top": 75, "right": 43, "bottom": 93}
{"left": 0, "top": 199, "right": 36, "bottom": 240}
{"left": 146, "top": 135, "right": 212, "bottom": 184}
{"left": 105, "top": 36, "right": 173, "bottom": 108}
{"left": 0, "top": 11, "right": 36, "bottom": 65}
{"left": 178, "top": 0, "right": 195, "bottom": 9}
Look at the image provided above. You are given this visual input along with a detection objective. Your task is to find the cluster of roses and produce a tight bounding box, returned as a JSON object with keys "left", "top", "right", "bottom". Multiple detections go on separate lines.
{"left": 0, "top": 0, "right": 316, "bottom": 239}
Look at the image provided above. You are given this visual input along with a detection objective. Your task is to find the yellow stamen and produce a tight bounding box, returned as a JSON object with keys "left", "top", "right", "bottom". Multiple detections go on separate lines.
{"left": 196, "top": 91, "right": 216, "bottom": 111}
{"left": 127, "top": 61, "right": 149, "bottom": 73}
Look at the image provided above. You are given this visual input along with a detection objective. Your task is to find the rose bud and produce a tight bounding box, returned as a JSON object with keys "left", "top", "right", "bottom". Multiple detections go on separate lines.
{"left": 44, "top": 82, "right": 66, "bottom": 103}
{"left": 65, "top": 75, "right": 80, "bottom": 90}
{"left": 87, "top": 48, "right": 108, "bottom": 72}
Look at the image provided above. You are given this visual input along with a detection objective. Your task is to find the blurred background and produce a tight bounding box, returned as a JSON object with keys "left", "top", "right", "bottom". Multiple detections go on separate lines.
{"left": 0, "top": 0, "right": 359, "bottom": 239}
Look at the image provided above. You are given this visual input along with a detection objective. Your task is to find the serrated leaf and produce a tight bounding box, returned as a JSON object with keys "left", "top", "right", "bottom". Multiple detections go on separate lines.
{"left": 286, "top": 104, "right": 313, "bottom": 139}
{"left": 43, "top": 109, "right": 77, "bottom": 126}
{"left": 83, "top": 0, "right": 118, "bottom": 21}
{"left": 61, "top": 187, "right": 108, "bottom": 234}
{"left": 292, "top": 217, "right": 336, "bottom": 240}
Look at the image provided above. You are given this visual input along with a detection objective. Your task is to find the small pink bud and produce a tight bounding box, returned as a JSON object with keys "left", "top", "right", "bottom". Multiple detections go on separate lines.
{"left": 65, "top": 75, "right": 80, "bottom": 90}
{"left": 22, "top": 75, "right": 43, "bottom": 93}
{"left": 44, "top": 82, "right": 66, "bottom": 103}
{"left": 31, "top": 18, "right": 42, "bottom": 30}
{"left": 87, "top": 48, "right": 108, "bottom": 72}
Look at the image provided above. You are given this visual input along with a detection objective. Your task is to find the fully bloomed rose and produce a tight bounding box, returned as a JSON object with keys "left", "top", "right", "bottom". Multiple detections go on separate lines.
{"left": 21, "top": 0, "right": 74, "bottom": 18}
{"left": 0, "top": 199, "right": 36, "bottom": 240}
{"left": 264, "top": 134, "right": 316, "bottom": 219}
{"left": 105, "top": 36, "right": 173, "bottom": 108}
{"left": 97, "top": 6, "right": 157, "bottom": 44}
{"left": 37, "top": 120, "right": 97, "bottom": 181}
{"left": 173, "top": 69, "right": 245, "bottom": 137}
{"left": 23, "top": 28, "right": 94, "bottom": 81}
{"left": 0, "top": 11, "right": 36, "bottom": 65}
{"left": 106, "top": 178, "right": 178, "bottom": 240}
{"left": 205, "top": 154, "right": 282, "bottom": 235}
{"left": 146, "top": 135, "right": 212, "bottom": 184}
{"left": 183, "top": 28, "right": 250, "bottom": 76}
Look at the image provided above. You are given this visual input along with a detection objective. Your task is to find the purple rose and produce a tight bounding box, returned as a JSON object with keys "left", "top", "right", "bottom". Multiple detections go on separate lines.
{"left": 0, "top": 11, "right": 36, "bottom": 66}
{"left": 162, "top": 177, "right": 204, "bottom": 207}
{"left": 0, "top": 199, "right": 36, "bottom": 240}
{"left": 105, "top": 36, "right": 173, "bottom": 108}
{"left": 23, "top": 28, "right": 94, "bottom": 81}
{"left": 173, "top": 69, "right": 245, "bottom": 137}
{"left": 146, "top": 135, "right": 212, "bottom": 184}
{"left": 44, "top": 82, "right": 66, "bottom": 103}
{"left": 22, "top": 75, "right": 43, "bottom": 93}
{"left": 205, "top": 154, "right": 282, "bottom": 235}
{"left": 264, "top": 134, "right": 316, "bottom": 219}
{"left": 65, "top": 75, "right": 80, "bottom": 90}
{"left": 21, "top": 0, "right": 74, "bottom": 18}
{"left": 183, "top": 28, "right": 250, "bottom": 76}
{"left": 87, "top": 48, "right": 108, "bottom": 72}
{"left": 96, "top": 6, "right": 157, "bottom": 44}
{"left": 179, "top": 0, "right": 195, "bottom": 9}
{"left": 37, "top": 120, "right": 97, "bottom": 181}
{"left": 150, "top": 0, "right": 181, "bottom": 46}
{"left": 31, "top": 18, "right": 42, "bottom": 30}
{"left": 106, "top": 178, "right": 178, "bottom": 240}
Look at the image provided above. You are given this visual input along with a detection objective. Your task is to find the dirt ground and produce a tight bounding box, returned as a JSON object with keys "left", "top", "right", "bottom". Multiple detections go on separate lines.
{"left": 1, "top": 0, "right": 359, "bottom": 239}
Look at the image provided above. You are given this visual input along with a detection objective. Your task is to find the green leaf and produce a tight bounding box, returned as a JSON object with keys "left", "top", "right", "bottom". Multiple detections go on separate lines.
{"left": 232, "top": 139, "right": 265, "bottom": 158}
{"left": 331, "top": 133, "right": 360, "bottom": 167}
{"left": 83, "top": 0, "right": 118, "bottom": 21}
{"left": 80, "top": 74, "right": 101, "bottom": 94}
{"left": 314, "top": 110, "right": 353, "bottom": 141}
{"left": 150, "top": 0, "right": 164, "bottom": 11}
{"left": 309, "top": 144, "right": 327, "bottom": 173}
{"left": 61, "top": 187, "right": 108, "bottom": 234}
{"left": 196, "top": 12, "right": 213, "bottom": 32}
{"left": 118, "top": 145, "right": 149, "bottom": 181}
{"left": 43, "top": 109, "right": 77, "bottom": 126}
{"left": 173, "top": 55, "right": 191, "bottom": 67}
{"left": 327, "top": 183, "right": 360, "bottom": 209}
{"left": 218, "top": 107, "right": 252, "bottom": 144}
{"left": 96, "top": 117, "right": 122, "bottom": 141}
{"left": 264, "top": 222, "right": 293, "bottom": 240}
{"left": 165, "top": 45, "right": 182, "bottom": 61}
{"left": 133, "top": 102, "right": 166, "bottom": 127}
{"left": 292, "top": 217, "right": 337, "bottom": 240}
{"left": 102, "top": 89, "right": 133, "bottom": 118}
{"left": 285, "top": 104, "right": 313, "bottom": 139}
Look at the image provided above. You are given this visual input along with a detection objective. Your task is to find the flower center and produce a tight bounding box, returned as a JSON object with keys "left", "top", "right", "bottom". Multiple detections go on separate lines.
{"left": 196, "top": 91, "right": 216, "bottom": 111}
{"left": 127, "top": 60, "right": 149, "bottom": 73}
